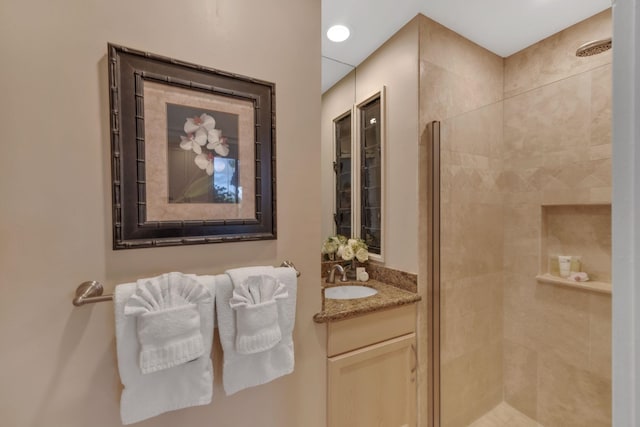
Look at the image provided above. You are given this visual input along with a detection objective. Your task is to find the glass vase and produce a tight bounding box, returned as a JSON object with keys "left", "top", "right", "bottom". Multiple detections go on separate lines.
{"left": 347, "top": 259, "right": 358, "bottom": 280}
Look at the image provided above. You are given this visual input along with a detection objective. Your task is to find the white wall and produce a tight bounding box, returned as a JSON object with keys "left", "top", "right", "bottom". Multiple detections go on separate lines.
{"left": 612, "top": 0, "right": 639, "bottom": 425}
{"left": 321, "top": 17, "right": 420, "bottom": 274}
{"left": 0, "top": 1, "right": 324, "bottom": 426}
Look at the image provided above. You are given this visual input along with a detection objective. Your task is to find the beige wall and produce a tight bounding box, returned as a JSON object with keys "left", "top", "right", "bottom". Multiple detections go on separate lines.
{"left": 417, "top": 15, "right": 505, "bottom": 427}
{"left": 0, "top": 1, "right": 325, "bottom": 426}
{"left": 321, "top": 17, "right": 419, "bottom": 274}
{"left": 502, "top": 10, "right": 612, "bottom": 426}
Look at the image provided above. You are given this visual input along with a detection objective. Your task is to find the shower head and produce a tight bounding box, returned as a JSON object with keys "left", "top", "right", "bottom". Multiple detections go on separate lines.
{"left": 576, "top": 37, "right": 612, "bottom": 57}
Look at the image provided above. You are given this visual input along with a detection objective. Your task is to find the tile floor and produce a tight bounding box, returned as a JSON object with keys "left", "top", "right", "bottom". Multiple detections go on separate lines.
{"left": 468, "top": 401, "right": 542, "bottom": 427}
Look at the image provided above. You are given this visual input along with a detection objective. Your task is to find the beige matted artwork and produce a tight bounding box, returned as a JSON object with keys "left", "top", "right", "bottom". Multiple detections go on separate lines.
{"left": 144, "top": 81, "right": 256, "bottom": 222}
{"left": 108, "top": 43, "right": 276, "bottom": 249}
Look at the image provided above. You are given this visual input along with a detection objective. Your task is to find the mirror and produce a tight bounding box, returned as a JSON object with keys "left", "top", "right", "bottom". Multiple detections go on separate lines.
{"left": 357, "top": 93, "right": 383, "bottom": 256}
{"left": 322, "top": 58, "right": 386, "bottom": 261}
{"left": 321, "top": 60, "right": 356, "bottom": 252}
{"left": 321, "top": 22, "right": 420, "bottom": 274}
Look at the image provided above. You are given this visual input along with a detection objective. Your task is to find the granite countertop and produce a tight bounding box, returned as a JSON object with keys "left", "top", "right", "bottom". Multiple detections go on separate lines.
{"left": 312, "top": 279, "right": 421, "bottom": 323}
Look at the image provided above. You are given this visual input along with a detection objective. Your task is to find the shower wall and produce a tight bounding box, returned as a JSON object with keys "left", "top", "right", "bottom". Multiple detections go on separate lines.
{"left": 502, "top": 10, "right": 612, "bottom": 427}
{"left": 417, "top": 16, "right": 505, "bottom": 427}
{"left": 418, "top": 9, "right": 612, "bottom": 427}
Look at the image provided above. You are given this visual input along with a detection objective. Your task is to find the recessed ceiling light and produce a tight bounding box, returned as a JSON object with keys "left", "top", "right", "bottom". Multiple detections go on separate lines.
{"left": 327, "top": 25, "right": 350, "bottom": 42}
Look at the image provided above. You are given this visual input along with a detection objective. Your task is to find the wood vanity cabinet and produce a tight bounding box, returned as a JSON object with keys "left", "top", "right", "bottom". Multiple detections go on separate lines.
{"left": 326, "top": 304, "right": 417, "bottom": 427}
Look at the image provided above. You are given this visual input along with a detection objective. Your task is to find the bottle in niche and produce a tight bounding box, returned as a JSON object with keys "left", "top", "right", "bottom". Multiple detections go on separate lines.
{"left": 570, "top": 256, "right": 582, "bottom": 273}
{"left": 548, "top": 255, "right": 560, "bottom": 276}
{"left": 558, "top": 256, "right": 572, "bottom": 278}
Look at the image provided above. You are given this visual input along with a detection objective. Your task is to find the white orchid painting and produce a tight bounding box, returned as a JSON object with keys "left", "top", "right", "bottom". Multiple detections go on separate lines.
{"left": 167, "top": 104, "right": 240, "bottom": 204}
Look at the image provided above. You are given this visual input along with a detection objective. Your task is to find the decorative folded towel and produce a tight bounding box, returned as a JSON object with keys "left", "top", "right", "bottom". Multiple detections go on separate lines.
{"left": 216, "top": 266, "right": 298, "bottom": 395}
{"left": 114, "top": 274, "right": 216, "bottom": 425}
{"left": 125, "top": 272, "right": 211, "bottom": 374}
{"left": 568, "top": 272, "right": 590, "bottom": 282}
{"left": 229, "top": 274, "right": 289, "bottom": 354}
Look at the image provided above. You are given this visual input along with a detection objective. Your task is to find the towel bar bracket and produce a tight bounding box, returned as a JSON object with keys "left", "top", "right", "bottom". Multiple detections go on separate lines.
{"left": 73, "top": 281, "right": 111, "bottom": 306}
{"left": 72, "top": 261, "right": 301, "bottom": 306}
{"left": 281, "top": 260, "right": 301, "bottom": 277}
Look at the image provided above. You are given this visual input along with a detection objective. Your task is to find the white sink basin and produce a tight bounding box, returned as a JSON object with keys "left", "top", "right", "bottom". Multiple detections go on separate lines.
{"left": 324, "top": 285, "right": 378, "bottom": 300}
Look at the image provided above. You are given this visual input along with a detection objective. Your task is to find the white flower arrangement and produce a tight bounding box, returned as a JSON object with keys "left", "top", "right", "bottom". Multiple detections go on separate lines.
{"left": 178, "top": 113, "right": 230, "bottom": 176}
{"left": 322, "top": 235, "right": 368, "bottom": 262}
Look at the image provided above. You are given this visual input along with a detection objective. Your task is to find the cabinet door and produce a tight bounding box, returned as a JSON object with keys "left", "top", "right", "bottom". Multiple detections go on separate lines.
{"left": 328, "top": 333, "right": 416, "bottom": 427}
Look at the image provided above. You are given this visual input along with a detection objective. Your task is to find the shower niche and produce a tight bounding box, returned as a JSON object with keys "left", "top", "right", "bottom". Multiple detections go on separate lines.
{"left": 537, "top": 204, "right": 612, "bottom": 293}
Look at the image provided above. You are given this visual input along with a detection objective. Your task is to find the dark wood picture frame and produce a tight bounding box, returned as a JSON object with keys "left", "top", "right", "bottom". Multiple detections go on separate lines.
{"left": 108, "top": 43, "right": 276, "bottom": 249}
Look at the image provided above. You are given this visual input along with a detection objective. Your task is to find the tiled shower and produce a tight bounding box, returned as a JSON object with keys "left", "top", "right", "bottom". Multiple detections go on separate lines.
{"left": 424, "top": 9, "right": 612, "bottom": 427}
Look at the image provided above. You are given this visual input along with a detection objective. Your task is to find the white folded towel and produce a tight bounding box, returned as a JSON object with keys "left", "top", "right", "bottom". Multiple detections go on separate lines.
{"left": 229, "top": 274, "right": 289, "bottom": 354}
{"left": 115, "top": 274, "right": 216, "bottom": 425}
{"left": 125, "top": 272, "right": 211, "bottom": 374}
{"left": 216, "top": 266, "right": 297, "bottom": 395}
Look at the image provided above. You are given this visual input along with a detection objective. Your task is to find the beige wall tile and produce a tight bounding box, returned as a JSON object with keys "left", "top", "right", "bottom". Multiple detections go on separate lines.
{"left": 590, "top": 187, "right": 612, "bottom": 204}
{"left": 503, "top": 73, "right": 592, "bottom": 171}
{"left": 441, "top": 275, "right": 503, "bottom": 363}
{"left": 419, "top": 15, "right": 504, "bottom": 90}
{"left": 540, "top": 188, "right": 592, "bottom": 205}
{"left": 589, "top": 144, "right": 611, "bottom": 161}
{"left": 537, "top": 353, "right": 611, "bottom": 427}
{"left": 421, "top": 61, "right": 501, "bottom": 122}
{"left": 503, "top": 237, "right": 540, "bottom": 276}
{"left": 419, "top": 15, "right": 503, "bottom": 125}
{"left": 534, "top": 282, "right": 591, "bottom": 369}
{"left": 441, "top": 151, "right": 491, "bottom": 169}
{"left": 504, "top": 340, "right": 538, "bottom": 421}
{"left": 504, "top": 9, "right": 612, "bottom": 98}
{"left": 504, "top": 190, "right": 544, "bottom": 206}
{"left": 504, "top": 274, "right": 592, "bottom": 373}
{"left": 503, "top": 274, "right": 540, "bottom": 351}
{"left": 441, "top": 306, "right": 503, "bottom": 363}
{"left": 590, "top": 64, "right": 612, "bottom": 147}
{"left": 503, "top": 203, "right": 541, "bottom": 241}
{"left": 441, "top": 273, "right": 503, "bottom": 318}
{"left": 441, "top": 102, "right": 504, "bottom": 159}
{"left": 441, "top": 202, "right": 504, "bottom": 281}
{"left": 441, "top": 342, "right": 504, "bottom": 427}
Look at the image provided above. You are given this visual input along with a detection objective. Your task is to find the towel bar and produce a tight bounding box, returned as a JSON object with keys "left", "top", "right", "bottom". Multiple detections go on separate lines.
{"left": 72, "top": 261, "right": 301, "bottom": 306}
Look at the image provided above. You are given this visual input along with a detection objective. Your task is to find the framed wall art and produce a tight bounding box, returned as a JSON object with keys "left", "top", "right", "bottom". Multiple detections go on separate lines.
{"left": 108, "top": 43, "right": 276, "bottom": 249}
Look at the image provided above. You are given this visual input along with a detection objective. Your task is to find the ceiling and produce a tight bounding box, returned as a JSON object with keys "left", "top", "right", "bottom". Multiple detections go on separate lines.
{"left": 322, "top": 0, "right": 611, "bottom": 92}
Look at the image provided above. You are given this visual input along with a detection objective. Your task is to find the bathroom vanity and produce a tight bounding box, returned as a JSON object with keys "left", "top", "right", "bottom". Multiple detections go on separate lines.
{"left": 314, "top": 280, "right": 420, "bottom": 427}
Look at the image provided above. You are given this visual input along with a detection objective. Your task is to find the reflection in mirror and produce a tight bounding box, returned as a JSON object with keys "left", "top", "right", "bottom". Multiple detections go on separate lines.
{"left": 321, "top": 57, "right": 356, "bottom": 246}
{"left": 322, "top": 51, "right": 386, "bottom": 260}
{"left": 359, "top": 95, "right": 382, "bottom": 254}
{"left": 328, "top": 88, "right": 385, "bottom": 260}
{"left": 334, "top": 111, "right": 352, "bottom": 237}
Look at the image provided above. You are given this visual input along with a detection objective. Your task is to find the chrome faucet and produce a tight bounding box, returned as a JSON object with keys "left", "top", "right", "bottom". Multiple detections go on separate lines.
{"left": 326, "top": 264, "right": 349, "bottom": 284}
